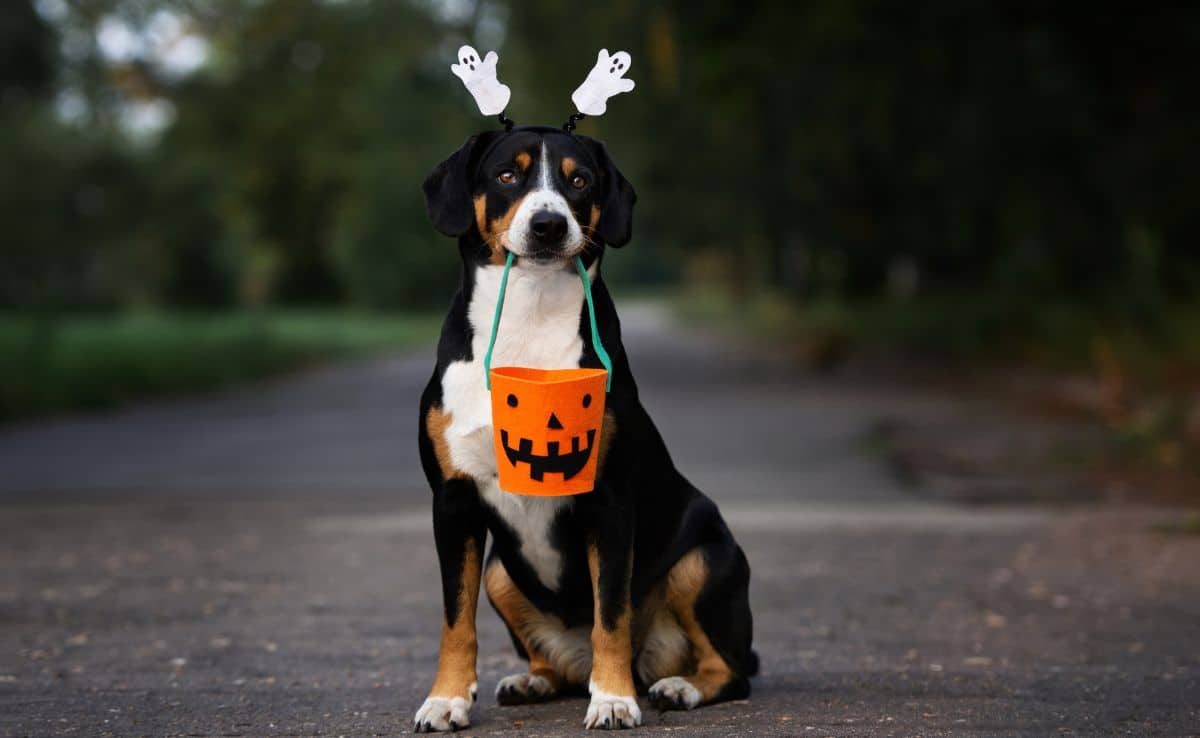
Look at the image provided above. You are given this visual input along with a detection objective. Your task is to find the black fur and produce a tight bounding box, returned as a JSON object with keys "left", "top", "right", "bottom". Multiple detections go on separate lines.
{"left": 587, "top": 139, "right": 636, "bottom": 247}
{"left": 422, "top": 131, "right": 503, "bottom": 238}
{"left": 417, "top": 125, "right": 754, "bottom": 708}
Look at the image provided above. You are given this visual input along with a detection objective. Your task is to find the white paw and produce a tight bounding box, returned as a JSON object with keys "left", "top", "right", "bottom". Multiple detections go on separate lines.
{"left": 583, "top": 682, "right": 641, "bottom": 729}
{"left": 648, "top": 676, "right": 702, "bottom": 710}
{"left": 413, "top": 687, "right": 474, "bottom": 733}
{"left": 495, "top": 673, "right": 555, "bottom": 705}
{"left": 571, "top": 49, "right": 635, "bottom": 116}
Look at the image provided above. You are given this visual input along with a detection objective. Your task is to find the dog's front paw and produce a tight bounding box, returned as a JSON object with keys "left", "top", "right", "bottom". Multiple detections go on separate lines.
{"left": 496, "top": 673, "right": 555, "bottom": 705}
{"left": 583, "top": 685, "right": 641, "bottom": 729}
{"left": 648, "top": 676, "right": 701, "bottom": 710}
{"left": 413, "top": 687, "right": 474, "bottom": 733}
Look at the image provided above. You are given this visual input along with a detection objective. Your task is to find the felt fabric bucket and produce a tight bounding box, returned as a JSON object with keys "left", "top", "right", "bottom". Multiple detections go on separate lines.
{"left": 485, "top": 253, "right": 613, "bottom": 496}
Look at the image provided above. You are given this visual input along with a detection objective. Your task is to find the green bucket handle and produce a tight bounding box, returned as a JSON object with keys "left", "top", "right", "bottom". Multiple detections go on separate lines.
{"left": 484, "top": 252, "right": 613, "bottom": 392}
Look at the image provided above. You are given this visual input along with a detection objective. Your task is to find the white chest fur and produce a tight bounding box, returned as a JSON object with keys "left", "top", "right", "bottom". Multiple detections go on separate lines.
{"left": 439, "top": 263, "right": 591, "bottom": 590}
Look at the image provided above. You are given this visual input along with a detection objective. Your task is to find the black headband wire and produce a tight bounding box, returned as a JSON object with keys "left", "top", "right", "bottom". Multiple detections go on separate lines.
{"left": 563, "top": 113, "right": 587, "bottom": 132}
{"left": 494, "top": 112, "right": 585, "bottom": 133}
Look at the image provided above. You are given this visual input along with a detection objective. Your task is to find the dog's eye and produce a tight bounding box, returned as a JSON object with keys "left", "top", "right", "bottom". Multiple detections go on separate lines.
{"left": 497, "top": 170, "right": 517, "bottom": 185}
{"left": 570, "top": 174, "right": 588, "bottom": 190}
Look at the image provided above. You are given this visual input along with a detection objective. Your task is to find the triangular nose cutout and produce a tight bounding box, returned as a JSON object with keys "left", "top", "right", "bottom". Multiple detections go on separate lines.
{"left": 547, "top": 412, "right": 564, "bottom": 430}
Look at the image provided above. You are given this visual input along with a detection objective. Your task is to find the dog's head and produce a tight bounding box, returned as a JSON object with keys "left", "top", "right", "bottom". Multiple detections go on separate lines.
{"left": 423, "top": 126, "right": 636, "bottom": 264}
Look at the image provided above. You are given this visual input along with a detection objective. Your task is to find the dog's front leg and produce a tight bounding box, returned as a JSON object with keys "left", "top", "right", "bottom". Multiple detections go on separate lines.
{"left": 584, "top": 505, "right": 641, "bottom": 729}
{"left": 414, "top": 479, "right": 487, "bottom": 733}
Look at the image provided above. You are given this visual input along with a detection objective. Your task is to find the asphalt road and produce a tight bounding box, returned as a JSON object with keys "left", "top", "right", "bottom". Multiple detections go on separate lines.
{"left": 1, "top": 305, "right": 1197, "bottom": 737}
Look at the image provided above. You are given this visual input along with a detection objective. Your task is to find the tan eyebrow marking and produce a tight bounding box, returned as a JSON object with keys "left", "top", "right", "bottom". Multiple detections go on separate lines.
{"left": 515, "top": 151, "right": 532, "bottom": 171}
{"left": 561, "top": 157, "right": 578, "bottom": 177}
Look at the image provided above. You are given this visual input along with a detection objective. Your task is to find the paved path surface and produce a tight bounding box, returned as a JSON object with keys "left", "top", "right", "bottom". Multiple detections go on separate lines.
{"left": 1, "top": 305, "right": 1197, "bottom": 737}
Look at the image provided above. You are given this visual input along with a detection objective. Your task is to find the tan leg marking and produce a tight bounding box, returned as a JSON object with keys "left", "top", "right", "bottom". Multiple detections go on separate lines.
{"left": 586, "top": 543, "right": 635, "bottom": 696}
{"left": 428, "top": 537, "right": 481, "bottom": 699}
{"left": 426, "top": 407, "right": 467, "bottom": 480}
{"left": 662, "top": 548, "right": 737, "bottom": 702}
{"left": 415, "top": 538, "right": 482, "bottom": 731}
{"left": 584, "top": 543, "right": 640, "bottom": 728}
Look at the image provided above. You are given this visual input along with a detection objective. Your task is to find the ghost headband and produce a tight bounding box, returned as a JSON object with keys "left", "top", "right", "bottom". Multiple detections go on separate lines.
{"left": 450, "top": 45, "right": 635, "bottom": 132}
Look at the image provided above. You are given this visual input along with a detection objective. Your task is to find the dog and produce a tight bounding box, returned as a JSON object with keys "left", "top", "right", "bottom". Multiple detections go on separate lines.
{"left": 414, "top": 125, "right": 755, "bottom": 731}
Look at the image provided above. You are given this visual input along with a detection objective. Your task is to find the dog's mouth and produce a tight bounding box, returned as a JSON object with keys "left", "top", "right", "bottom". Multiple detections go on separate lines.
{"left": 524, "top": 245, "right": 570, "bottom": 262}
{"left": 500, "top": 429, "right": 596, "bottom": 481}
{"left": 501, "top": 237, "right": 586, "bottom": 264}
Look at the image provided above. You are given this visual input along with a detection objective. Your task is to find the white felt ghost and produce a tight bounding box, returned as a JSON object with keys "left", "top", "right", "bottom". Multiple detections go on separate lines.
{"left": 451, "top": 45, "right": 511, "bottom": 116}
{"left": 571, "top": 49, "right": 635, "bottom": 116}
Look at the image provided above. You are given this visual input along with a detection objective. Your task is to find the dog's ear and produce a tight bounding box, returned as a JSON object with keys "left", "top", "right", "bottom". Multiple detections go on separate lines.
{"left": 423, "top": 132, "right": 498, "bottom": 238}
{"left": 587, "top": 140, "right": 637, "bottom": 247}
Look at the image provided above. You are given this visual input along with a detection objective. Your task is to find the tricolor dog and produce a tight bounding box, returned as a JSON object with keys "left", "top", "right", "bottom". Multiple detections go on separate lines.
{"left": 412, "top": 48, "right": 755, "bottom": 732}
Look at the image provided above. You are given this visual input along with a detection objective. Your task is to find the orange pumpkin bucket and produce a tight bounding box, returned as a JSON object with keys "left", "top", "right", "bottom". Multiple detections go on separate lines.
{"left": 484, "top": 253, "right": 613, "bottom": 496}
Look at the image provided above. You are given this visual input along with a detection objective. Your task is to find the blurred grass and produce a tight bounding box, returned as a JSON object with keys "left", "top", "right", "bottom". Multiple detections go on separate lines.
{"left": 0, "top": 311, "right": 440, "bottom": 422}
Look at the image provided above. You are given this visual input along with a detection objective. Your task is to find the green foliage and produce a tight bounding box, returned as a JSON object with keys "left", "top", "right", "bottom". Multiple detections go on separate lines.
{"left": 0, "top": 0, "right": 55, "bottom": 96}
{"left": 1, "top": 0, "right": 1198, "bottom": 326}
{"left": 0, "top": 311, "right": 439, "bottom": 421}
{"left": 0, "top": 113, "right": 150, "bottom": 309}
{"left": 145, "top": 0, "right": 473, "bottom": 307}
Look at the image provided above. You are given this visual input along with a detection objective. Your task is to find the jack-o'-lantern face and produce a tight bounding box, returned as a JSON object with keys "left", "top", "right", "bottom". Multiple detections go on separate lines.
{"left": 489, "top": 366, "right": 607, "bottom": 496}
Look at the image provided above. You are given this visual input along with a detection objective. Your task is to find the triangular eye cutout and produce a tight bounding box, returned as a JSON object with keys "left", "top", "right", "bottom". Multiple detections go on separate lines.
{"left": 547, "top": 413, "right": 564, "bottom": 430}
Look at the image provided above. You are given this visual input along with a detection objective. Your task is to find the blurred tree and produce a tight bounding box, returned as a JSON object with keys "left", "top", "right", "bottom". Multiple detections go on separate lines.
{"left": 1, "top": 0, "right": 1197, "bottom": 328}
{"left": 0, "top": 0, "right": 56, "bottom": 97}
{"left": 0, "top": 0, "right": 152, "bottom": 311}
{"left": 144, "top": 0, "right": 486, "bottom": 308}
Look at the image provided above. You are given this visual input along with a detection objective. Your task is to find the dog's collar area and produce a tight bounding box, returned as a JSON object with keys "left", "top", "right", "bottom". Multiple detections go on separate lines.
{"left": 484, "top": 252, "right": 613, "bottom": 393}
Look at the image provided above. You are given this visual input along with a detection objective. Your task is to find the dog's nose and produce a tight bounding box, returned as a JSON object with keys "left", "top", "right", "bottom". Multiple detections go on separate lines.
{"left": 529, "top": 210, "right": 568, "bottom": 245}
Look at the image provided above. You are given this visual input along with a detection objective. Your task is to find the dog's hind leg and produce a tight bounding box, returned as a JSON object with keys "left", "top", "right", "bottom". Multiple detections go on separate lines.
{"left": 485, "top": 557, "right": 590, "bottom": 705}
{"left": 646, "top": 542, "right": 754, "bottom": 710}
